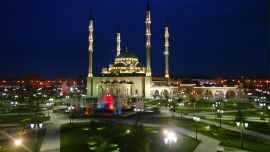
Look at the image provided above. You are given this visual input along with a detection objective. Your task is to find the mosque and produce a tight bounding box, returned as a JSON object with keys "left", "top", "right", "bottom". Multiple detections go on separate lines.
{"left": 86, "top": 1, "right": 177, "bottom": 99}
{"left": 85, "top": 1, "right": 240, "bottom": 101}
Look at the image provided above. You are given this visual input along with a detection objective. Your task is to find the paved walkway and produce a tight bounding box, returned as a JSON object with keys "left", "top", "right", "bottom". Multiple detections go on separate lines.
{"left": 159, "top": 108, "right": 270, "bottom": 141}
{"left": 40, "top": 111, "right": 68, "bottom": 152}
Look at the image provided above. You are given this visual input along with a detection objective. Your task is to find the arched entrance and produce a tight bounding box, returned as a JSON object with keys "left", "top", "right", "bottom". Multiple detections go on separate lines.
{"left": 154, "top": 90, "right": 160, "bottom": 98}
{"left": 205, "top": 90, "right": 213, "bottom": 99}
{"left": 161, "top": 89, "right": 169, "bottom": 99}
{"left": 214, "top": 90, "right": 224, "bottom": 100}
{"left": 226, "top": 90, "right": 236, "bottom": 99}
{"left": 98, "top": 86, "right": 104, "bottom": 95}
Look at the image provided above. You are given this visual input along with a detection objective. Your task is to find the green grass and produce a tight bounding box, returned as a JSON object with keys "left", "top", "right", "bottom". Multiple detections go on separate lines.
{"left": 222, "top": 110, "right": 264, "bottom": 118}
{"left": 206, "top": 118, "right": 270, "bottom": 135}
{"left": 0, "top": 128, "right": 46, "bottom": 152}
{"left": 223, "top": 102, "right": 255, "bottom": 110}
{"left": 0, "top": 114, "right": 50, "bottom": 124}
{"left": 149, "top": 117, "right": 270, "bottom": 152}
{"left": 61, "top": 122, "right": 200, "bottom": 152}
{"left": 145, "top": 99, "right": 168, "bottom": 106}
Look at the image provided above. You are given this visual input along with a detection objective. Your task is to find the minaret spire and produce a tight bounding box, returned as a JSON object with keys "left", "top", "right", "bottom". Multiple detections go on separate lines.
{"left": 88, "top": 12, "right": 94, "bottom": 78}
{"left": 145, "top": 0, "right": 152, "bottom": 76}
{"left": 146, "top": 0, "right": 150, "bottom": 11}
{"left": 164, "top": 19, "right": 170, "bottom": 80}
{"left": 117, "top": 30, "right": 121, "bottom": 56}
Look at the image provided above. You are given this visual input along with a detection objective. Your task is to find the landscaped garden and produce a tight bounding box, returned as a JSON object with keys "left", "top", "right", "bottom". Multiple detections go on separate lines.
{"left": 61, "top": 122, "right": 200, "bottom": 152}
{"left": 0, "top": 114, "right": 50, "bottom": 124}
{"left": 206, "top": 118, "right": 270, "bottom": 135}
{"left": 149, "top": 117, "right": 270, "bottom": 152}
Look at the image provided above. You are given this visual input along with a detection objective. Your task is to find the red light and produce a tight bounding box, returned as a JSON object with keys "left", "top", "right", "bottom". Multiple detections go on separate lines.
{"left": 105, "top": 93, "right": 113, "bottom": 110}
{"left": 105, "top": 93, "right": 113, "bottom": 103}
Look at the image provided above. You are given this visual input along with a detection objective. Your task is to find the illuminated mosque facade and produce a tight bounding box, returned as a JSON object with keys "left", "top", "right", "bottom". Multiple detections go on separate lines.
{"left": 86, "top": 1, "right": 175, "bottom": 99}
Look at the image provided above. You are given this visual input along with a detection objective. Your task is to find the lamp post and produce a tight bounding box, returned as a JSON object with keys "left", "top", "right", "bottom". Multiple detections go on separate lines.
{"left": 267, "top": 105, "right": 270, "bottom": 132}
{"left": 254, "top": 98, "right": 260, "bottom": 109}
{"left": 223, "top": 98, "right": 228, "bottom": 110}
{"left": 179, "top": 103, "right": 184, "bottom": 118}
{"left": 212, "top": 103, "right": 217, "bottom": 119}
{"left": 68, "top": 106, "right": 74, "bottom": 123}
{"left": 30, "top": 123, "right": 43, "bottom": 152}
{"left": 10, "top": 101, "right": 17, "bottom": 116}
{"left": 163, "top": 130, "right": 177, "bottom": 149}
{"left": 259, "top": 102, "right": 266, "bottom": 122}
{"left": 236, "top": 121, "right": 248, "bottom": 149}
{"left": 217, "top": 109, "right": 224, "bottom": 128}
{"left": 46, "top": 102, "right": 52, "bottom": 117}
{"left": 193, "top": 115, "right": 200, "bottom": 140}
{"left": 168, "top": 98, "right": 172, "bottom": 108}
{"left": 14, "top": 139, "right": 22, "bottom": 146}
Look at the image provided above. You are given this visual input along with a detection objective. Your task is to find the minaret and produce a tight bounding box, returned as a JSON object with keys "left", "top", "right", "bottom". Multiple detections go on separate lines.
{"left": 117, "top": 31, "right": 121, "bottom": 56}
{"left": 88, "top": 12, "right": 94, "bottom": 78}
{"left": 164, "top": 20, "right": 170, "bottom": 80}
{"left": 145, "top": 0, "right": 152, "bottom": 76}
{"left": 87, "top": 12, "right": 94, "bottom": 96}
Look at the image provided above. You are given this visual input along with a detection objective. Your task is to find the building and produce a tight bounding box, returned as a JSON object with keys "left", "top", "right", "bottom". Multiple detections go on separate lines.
{"left": 86, "top": 1, "right": 173, "bottom": 99}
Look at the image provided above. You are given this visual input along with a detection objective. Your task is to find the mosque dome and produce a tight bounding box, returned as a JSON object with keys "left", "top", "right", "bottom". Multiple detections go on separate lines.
{"left": 114, "top": 63, "right": 127, "bottom": 67}
{"left": 116, "top": 52, "right": 137, "bottom": 58}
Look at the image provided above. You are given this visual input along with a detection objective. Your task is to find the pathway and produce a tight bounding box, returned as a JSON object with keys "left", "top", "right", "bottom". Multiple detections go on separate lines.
{"left": 158, "top": 108, "right": 270, "bottom": 141}
{"left": 39, "top": 110, "right": 68, "bottom": 152}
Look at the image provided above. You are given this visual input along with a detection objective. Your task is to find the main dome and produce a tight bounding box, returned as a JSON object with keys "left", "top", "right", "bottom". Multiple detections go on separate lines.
{"left": 102, "top": 50, "right": 146, "bottom": 76}
{"left": 116, "top": 52, "right": 137, "bottom": 58}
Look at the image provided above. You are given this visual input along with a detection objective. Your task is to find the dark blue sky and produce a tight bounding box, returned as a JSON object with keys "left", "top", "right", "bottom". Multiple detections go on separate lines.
{"left": 0, "top": 0, "right": 268, "bottom": 79}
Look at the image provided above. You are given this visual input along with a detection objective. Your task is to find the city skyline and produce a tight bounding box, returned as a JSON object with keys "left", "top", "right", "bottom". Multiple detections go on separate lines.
{"left": 0, "top": 0, "right": 268, "bottom": 79}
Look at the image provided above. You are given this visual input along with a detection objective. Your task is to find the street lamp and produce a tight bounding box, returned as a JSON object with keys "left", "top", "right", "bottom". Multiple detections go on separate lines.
{"left": 168, "top": 98, "right": 172, "bottom": 108}
{"left": 259, "top": 102, "right": 266, "bottom": 123}
{"left": 267, "top": 105, "right": 270, "bottom": 131}
{"left": 30, "top": 123, "right": 43, "bottom": 152}
{"left": 236, "top": 122, "right": 248, "bottom": 149}
{"left": 68, "top": 106, "right": 74, "bottom": 123}
{"left": 217, "top": 109, "right": 224, "bottom": 128}
{"left": 179, "top": 103, "right": 184, "bottom": 118}
{"left": 259, "top": 102, "right": 266, "bottom": 107}
{"left": 255, "top": 98, "right": 260, "bottom": 109}
{"left": 193, "top": 115, "right": 200, "bottom": 140}
{"left": 163, "top": 130, "right": 177, "bottom": 149}
{"left": 10, "top": 101, "right": 17, "bottom": 116}
{"left": 261, "top": 96, "right": 266, "bottom": 100}
{"left": 212, "top": 103, "right": 218, "bottom": 119}
{"left": 14, "top": 139, "right": 22, "bottom": 146}
{"left": 223, "top": 98, "right": 228, "bottom": 110}
{"left": 46, "top": 102, "right": 52, "bottom": 117}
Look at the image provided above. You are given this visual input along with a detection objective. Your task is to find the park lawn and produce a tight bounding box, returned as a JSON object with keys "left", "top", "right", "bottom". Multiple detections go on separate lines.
{"left": 0, "top": 128, "right": 46, "bottom": 152}
{"left": 149, "top": 117, "right": 270, "bottom": 152}
{"left": 222, "top": 110, "right": 263, "bottom": 118}
{"left": 206, "top": 118, "right": 270, "bottom": 135}
{"left": 184, "top": 101, "right": 214, "bottom": 109}
{"left": 0, "top": 114, "right": 50, "bottom": 124}
{"left": 175, "top": 107, "right": 215, "bottom": 115}
{"left": 222, "top": 102, "right": 255, "bottom": 110}
{"left": 144, "top": 99, "right": 167, "bottom": 106}
{"left": 61, "top": 122, "right": 200, "bottom": 152}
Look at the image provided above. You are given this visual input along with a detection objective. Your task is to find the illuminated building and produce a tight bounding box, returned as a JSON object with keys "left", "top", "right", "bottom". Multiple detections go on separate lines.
{"left": 86, "top": 0, "right": 166, "bottom": 98}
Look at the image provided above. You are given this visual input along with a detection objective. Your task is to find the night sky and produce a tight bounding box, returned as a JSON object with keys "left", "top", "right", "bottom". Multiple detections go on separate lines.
{"left": 0, "top": 0, "right": 268, "bottom": 79}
